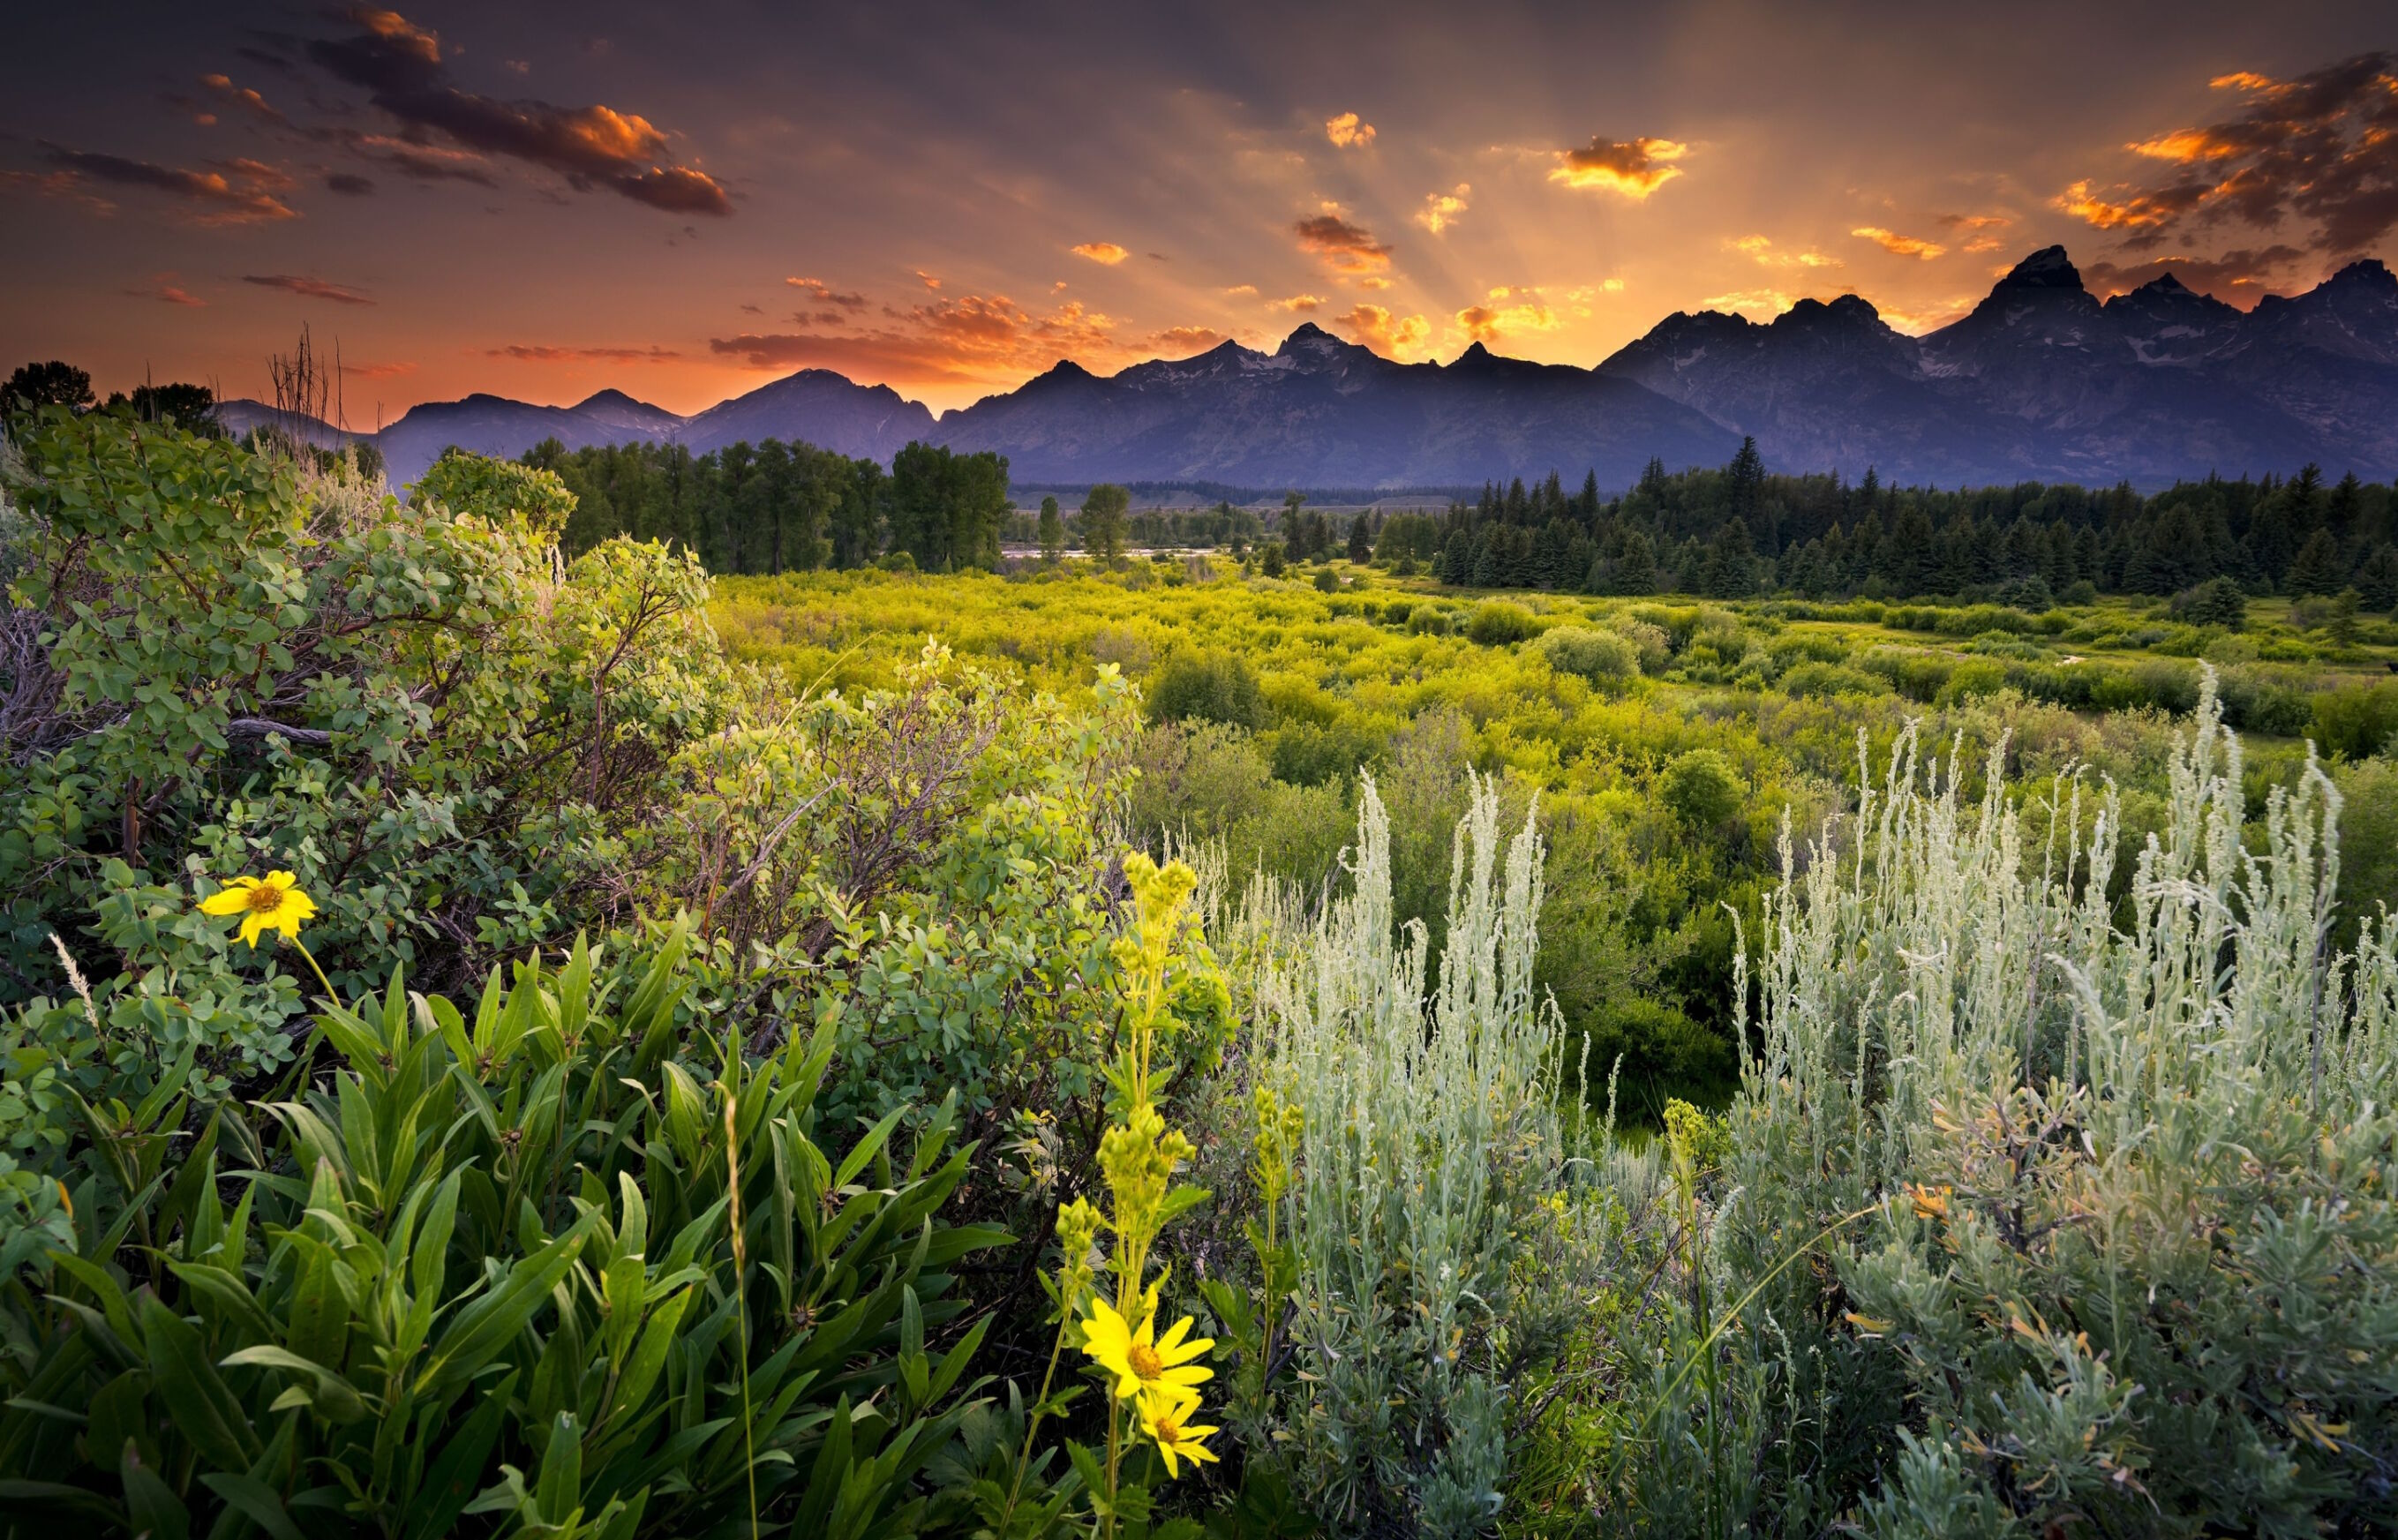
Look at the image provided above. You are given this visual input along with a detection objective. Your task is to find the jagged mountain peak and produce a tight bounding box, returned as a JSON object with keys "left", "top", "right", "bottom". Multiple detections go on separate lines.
{"left": 2327, "top": 257, "right": 2395, "bottom": 293}
{"left": 573, "top": 387, "right": 665, "bottom": 413}
{"left": 1996, "top": 244, "right": 2085, "bottom": 292}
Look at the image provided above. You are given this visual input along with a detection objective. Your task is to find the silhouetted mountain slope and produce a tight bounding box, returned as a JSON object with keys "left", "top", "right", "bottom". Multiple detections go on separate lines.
{"left": 214, "top": 248, "right": 2398, "bottom": 491}
{"left": 934, "top": 325, "right": 1740, "bottom": 488}
{"left": 681, "top": 370, "right": 935, "bottom": 462}
{"left": 1599, "top": 247, "right": 2398, "bottom": 486}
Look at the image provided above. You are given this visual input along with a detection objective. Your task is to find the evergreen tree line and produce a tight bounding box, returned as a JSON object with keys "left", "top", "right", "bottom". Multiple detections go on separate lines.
{"left": 1409, "top": 439, "right": 2398, "bottom": 610}
{"left": 525, "top": 436, "right": 1013, "bottom": 575}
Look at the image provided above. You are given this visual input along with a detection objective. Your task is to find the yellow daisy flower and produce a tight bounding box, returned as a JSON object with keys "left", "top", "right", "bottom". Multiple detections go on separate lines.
{"left": 1139, "top": 1395, "right": 1220, "bottom": 1479}
{"left": 1079, "top": 1297, "right": 1213, "bottom": 1404}
{"left": 199, "top": 871, "right": 319, "bottom": 948}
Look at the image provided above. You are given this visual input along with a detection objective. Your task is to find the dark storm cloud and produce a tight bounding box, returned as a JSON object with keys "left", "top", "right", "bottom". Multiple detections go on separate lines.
{"left": 302, "top": 6, "right": 732, "bottom": 215}
{"left": 1292, "top": 213, "right": 1394, "bottom": 274}
{"left": 2065, "top": 51, "right": 2398, "bottom": 255}
{"left": 244, "top": 273, "right": 373, "bottom": 304}
{"left": 34, "top": 143, "right": 296, "bottom": 223}
{"left": 485, "top": 344, "right": 683, "bottom": 362}
{"left": 2083, "top": 244, "right": 2308, "bottom": 302}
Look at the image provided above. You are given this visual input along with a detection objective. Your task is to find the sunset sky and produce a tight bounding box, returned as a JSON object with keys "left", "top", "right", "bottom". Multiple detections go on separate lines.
{"left": 3, "top": 2, "right": 2392, "bottom": 419}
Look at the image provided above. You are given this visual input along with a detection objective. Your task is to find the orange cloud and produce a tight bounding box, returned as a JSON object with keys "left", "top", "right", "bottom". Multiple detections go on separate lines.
{"left": 1455, "top": 296, "right": 1561, "bottom": 343}
{"left": 1333, "top": 304, "right": 1430, "bottom": 359}
{"left": 1732, "top": 234, "right": 1838, "bottom": 269}
{"left": 199, "top": 72, "right": 286, "bottom": 124}
{"left": 1071, "top": 241, "right": 1130, "bottom": 264}
{"left": 1325, "top": 111, "right": 1376, "bottom": 148}
{"left": 1850, "top": 226, "right": 1947, "bottom": 259}
{"left": 1293, "top": 213, "right": 1393, "bottom": 275}
{"left": 304, "top": 8, "right": 731, "bottom": 215}
{"left": 1703, "top": 288, "right": 1796, "bottom": 317}
{"left": 33, "top": 143, "right": 297, "bottom": 225}
{"left": 485, "top": 344, "right": 682, "bottom": 362}
{"left": 2053, "top": 178, "right": 2196, "bottom": 231}
{"left": 2128, "top": 128, "right": 2242, "bottom": 163}
{"left": 1142, "top": 325, "right": 1229, "bottom": 355}
{"left": 786, "top": 276, "right": 866, "bottom": 308}
{"left": 1549, "top": 136, "right": 1688, "bottom": 198}
{"left": 2062, "top": 52, "right": 2398, "bottom": 254}
{"left": 1222, "top": 283, "right": 1259, "bottom": 297}
{"left": 710, "top": 291, "right": 1120, "bottom": 387}
{"left": 1271, "top": 294, "right": 1325, "bottom": 312}
{"left": 125, "top": 274, "right": 205, "bottom": 306}
{"left": 341, "top": 359, "right": 417, "bottom": 378}
{"left": 1415, "top": 184, "right": 1470, "bottom": 234}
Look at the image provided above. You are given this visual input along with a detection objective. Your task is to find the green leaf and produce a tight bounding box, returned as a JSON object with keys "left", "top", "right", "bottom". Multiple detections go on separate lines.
{"left": 197, "top": 1473, "right": 306, "bottom": 1540}
{"left": 417, "top": 1209, "right": 595, "bottom": 1398}
{"left": 219, "top": 1346, "right": 369, "bottom": 1424}
{"left": 139, "top": 1294, "right": 262, "bottom": 1472}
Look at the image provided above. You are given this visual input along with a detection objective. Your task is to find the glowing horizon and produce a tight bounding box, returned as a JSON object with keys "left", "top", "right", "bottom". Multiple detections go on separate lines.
{"left": 2, "top": 3, "right": 2390, "bottom": 417}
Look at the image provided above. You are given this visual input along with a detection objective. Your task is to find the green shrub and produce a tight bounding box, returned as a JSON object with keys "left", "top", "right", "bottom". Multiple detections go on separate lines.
{"left": 1269, "top": 717, "right": 1386, "bottom": 787}
{"left": 1465, "top": 601, "right": 1538, "bottom": 645}
{"left": 1538, "top": 626, "right": 1640, "bottom": 683}
{"left": 1778, "top": 660, "right": 1886, "bottom": 699}
{"left": 1661, "top": 749, "right": 1743, "bottom": 829}
{"left": 1146, "top": 648, "right": 1268, "bottom": 729}
{"left": 1575, "top": 998, "right": 1738, "bottom": 1119}
{"left": 0, "top": 411, "right": 743, "bottom": 1041}
{"left": 1609, "top": 618, "right": 1673, "bottom": 675}
{"left": 2312, "top": 680, "right": 2398, "bottom": 760}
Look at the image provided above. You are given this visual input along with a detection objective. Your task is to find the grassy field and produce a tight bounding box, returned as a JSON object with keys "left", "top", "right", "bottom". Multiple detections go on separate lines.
{"left": 710, "top": 557, "right": 2398, "bottom": 1119}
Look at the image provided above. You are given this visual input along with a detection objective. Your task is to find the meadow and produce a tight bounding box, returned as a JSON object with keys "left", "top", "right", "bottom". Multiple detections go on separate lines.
{"left": 2, "top": 408, "right": 2396, "bottom": 1538}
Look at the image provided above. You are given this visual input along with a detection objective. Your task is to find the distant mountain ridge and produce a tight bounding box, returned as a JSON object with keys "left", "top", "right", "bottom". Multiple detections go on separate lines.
{"left": 215, "top": 247, "right": 2398, "bottom": 490}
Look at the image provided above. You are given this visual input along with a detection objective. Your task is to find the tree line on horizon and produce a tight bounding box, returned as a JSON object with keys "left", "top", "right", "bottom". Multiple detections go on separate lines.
{"left": 15, "top": 356, "right": 2398, "bottom": 609}
{"left": 1411, "top": 439, "right": 2398, "bottom": 611}
{"left": 528, "top": 427, "right": 2398, "bottom": 612}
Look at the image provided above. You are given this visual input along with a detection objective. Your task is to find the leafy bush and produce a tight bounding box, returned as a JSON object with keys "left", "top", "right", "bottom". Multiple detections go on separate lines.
{"left": 1660, "top": 750, "right": 1743, "bottom": 829}
{"left": 1574, "top": 997, "right": 1738, "bottom": 1119}
{"left": 1777, "top": 660, "right": 1885, "bottom": 699}
{"left": 1539, "top": 626, "right": 1640, "bottom": 684}
{"left": 0, "top": 411, "right": 744, "bottom": 1047}
{"left": 1146, "top": 649, "right": 1268, "bottom": 730}
{"left": 1608, "top": 618, "right": 1672, "bottom": 675}
{"left": 2312, "top": 679, "right": 2398, "bottom": 760}
{"left": 1463, "top": 602, "right": 1537, "bottom": 646}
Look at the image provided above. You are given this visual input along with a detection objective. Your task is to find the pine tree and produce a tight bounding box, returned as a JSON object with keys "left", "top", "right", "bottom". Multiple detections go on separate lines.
{"left": 2286, "top": 528, "right": 2342, "bottom": 597}
{"left": 1621, "top": 530, "right": 1658, "bottom": 595}
{"left": 1348, "top": 513, "right": 1372, "bottom": 563}
{"left": 1726, "top": 436, "right": 1765, "bottom": 524}
{"left": 2357, "top": 544, "right": 2398, "bottom": 612}
{"left": 1470, "top": 530, "right": 1500, "bottom": 588}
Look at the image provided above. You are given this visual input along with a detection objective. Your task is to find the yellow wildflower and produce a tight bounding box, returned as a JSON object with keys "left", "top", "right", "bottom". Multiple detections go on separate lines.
{"left": 199, "top": 871, "right": 318, "bottom": 948}
{"left": 1906, "top": 1183, "right": 1953, "bottom": 1221}
{"left": 1139, "top": 1395, "right": 1220, "bottom": 1479}
{"left": 1079, "top": 1296, "right": 1213, "bottom": 1404}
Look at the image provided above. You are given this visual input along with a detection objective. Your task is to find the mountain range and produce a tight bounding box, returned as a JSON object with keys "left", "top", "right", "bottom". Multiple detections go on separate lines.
{"left": 217, "top": 246, "right": 2398, "bottom": 492}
